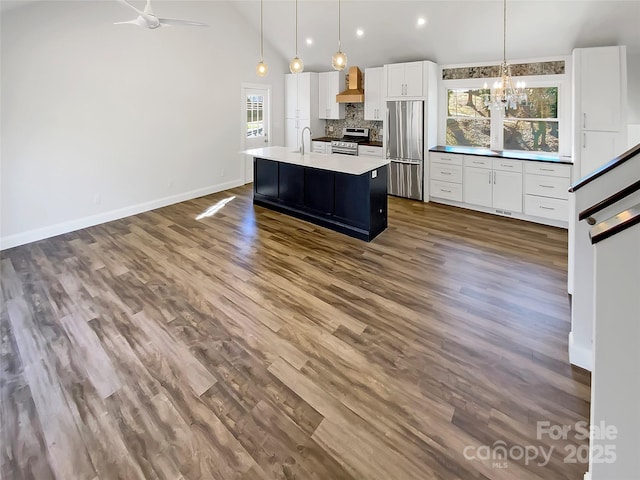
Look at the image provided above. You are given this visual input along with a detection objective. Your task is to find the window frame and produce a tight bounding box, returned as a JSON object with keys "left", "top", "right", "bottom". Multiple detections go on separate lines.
{"left": 438, "top": 66, "right": 570, "bottom": 157}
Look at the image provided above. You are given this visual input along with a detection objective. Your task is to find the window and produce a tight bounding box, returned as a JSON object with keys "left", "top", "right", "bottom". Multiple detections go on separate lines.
{"left": 246, "top": 94, "right": 264, "bottom": 138}
{"left": 446, "top": 88, "right": 491, "bottom": 148}
{"left": 504, "top": 87, "right": 558, "bottom": 153}
{"left": 444, "top": 84, "right": 563, "bottom": 155}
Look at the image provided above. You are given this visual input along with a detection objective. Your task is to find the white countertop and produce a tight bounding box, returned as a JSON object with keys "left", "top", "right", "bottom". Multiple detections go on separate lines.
{"left": 242, "top": 146, "right": 389, "bottom": 175}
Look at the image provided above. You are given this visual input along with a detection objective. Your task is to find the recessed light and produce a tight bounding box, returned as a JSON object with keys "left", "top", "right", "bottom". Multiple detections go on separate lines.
{"left": 356, "top": 29, "right": 364, "bottom": 37}
{"left": 417, "top": 17, "right": 427, "bottom": 27}
{"left": 306, "top": 38, "right": 313, "bottom": 45}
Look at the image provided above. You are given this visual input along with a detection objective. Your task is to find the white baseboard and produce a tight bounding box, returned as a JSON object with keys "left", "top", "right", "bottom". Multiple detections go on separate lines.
{"left": 0, "top": 179, "right": 243, "bottom": 250}
{"left": 569, "top": 331, "right": 593, "bottom": 371}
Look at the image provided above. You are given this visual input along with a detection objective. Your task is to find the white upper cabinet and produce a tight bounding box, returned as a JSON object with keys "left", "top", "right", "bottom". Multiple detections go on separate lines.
{"left": 285, "top": 74, "right": 298, "bottom": 119}
{"left": 318, "top": 71, "right": 345, "bottom": 120}
{"left": 364, "top": 67, "right": 384, "bottom": 121}
{"left": 385, "top": 61, "right": 424, "bottom": 98}
{"left": 576, "top": 47, "right": 625, "bottom": 132}
{"left": 573, "top": 46, "right": 627, "bottom": 179}
{"left": 285, "top": 72, "right": 317, "bottom": 120}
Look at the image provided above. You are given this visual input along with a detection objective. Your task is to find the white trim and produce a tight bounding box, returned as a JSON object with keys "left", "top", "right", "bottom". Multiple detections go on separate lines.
{"left": 0, "top": 179, "right": 243, "bottom": 250}
{"left": 428, "top": 197, "right": 569, "bottom": 229}
{"left": 584, "top": 471, "right": 591, "bottom": 480}
{"left": 241, "top": 83, "right": 272, "bottom": 185}
{"left": 568, "top": 331, "right": 593, "bottom": 371}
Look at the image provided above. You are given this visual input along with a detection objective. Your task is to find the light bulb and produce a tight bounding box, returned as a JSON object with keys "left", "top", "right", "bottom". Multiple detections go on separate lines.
{"left": 289, "top": 56, "right": 304, "bottom": 74}
{"left": 256, "top": 61, "right": 268, "bottom": 77}
{"left": 332, "top": 51, "right": 347, "bottom": 71}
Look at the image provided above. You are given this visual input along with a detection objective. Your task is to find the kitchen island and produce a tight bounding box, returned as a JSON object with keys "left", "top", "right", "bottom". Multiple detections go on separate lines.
{"left": 243, "top": 146, "right": 389, "bottom": 241}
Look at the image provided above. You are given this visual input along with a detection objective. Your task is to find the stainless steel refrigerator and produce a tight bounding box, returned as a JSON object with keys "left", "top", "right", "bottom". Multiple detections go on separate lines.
{"left": 385, "top": 101, "right": 424, "bottom": 200}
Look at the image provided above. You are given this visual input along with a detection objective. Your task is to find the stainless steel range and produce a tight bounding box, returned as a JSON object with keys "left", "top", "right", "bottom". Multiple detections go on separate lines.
{"left": 331, "top": 128, "right": 370, "bottom": 156}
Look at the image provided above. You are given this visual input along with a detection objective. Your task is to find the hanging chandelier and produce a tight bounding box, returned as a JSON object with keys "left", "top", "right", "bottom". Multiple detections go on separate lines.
{"left": 289, "top": 0, "right": 304, "bottom": 73}
{"left": 256, "top": 0, "right": 268, "bottom": 77}
{"left": 331, "top": 0, "right": 347, "bottom": 71}
{"left": 484, "top": 0, "right": 527, "bottom": 110}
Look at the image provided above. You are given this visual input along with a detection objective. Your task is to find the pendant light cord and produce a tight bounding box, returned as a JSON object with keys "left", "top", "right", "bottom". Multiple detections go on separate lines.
{"left": 260, "top": 0, "right": 264, "bottom": 60}
{"left": 295, "top": 0, "right": 298, "bottom": 56}
{"left": 338, "top": 0, "right": 341, "bottom": 51}
{"left": 503, "top": 0, "right": 507, "bottom": 63}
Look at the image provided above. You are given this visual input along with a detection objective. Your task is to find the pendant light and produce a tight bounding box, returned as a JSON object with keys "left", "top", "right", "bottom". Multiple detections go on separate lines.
{"left": 483, "top": 0, "right": 527, "bottom": 110}
{"left": 289, "top": 0, "right": 304, "bottom": 74}
{"left": 256, "top": 0, "right": 268, "bottom": 77}
{"left": 331, "top": 0, "right": 347, "bottom": 71}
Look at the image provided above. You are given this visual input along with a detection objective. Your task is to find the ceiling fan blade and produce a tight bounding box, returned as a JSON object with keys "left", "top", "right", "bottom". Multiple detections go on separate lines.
{"left": 143, "top": 0, "right": 154, "bottom": 16}
{"left": 115, "top": 0, "right": 145, "bottom": 16}
{"left": 114, "top": 16, "right": 148, "bottom": 27}
{"left": 158, "top": 17, "right": 208, "bottom": 27}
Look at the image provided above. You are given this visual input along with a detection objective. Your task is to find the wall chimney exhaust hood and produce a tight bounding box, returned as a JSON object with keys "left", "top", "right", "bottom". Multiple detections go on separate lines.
{"left": 336, "top": 66, "right": 364, "bottom": 103}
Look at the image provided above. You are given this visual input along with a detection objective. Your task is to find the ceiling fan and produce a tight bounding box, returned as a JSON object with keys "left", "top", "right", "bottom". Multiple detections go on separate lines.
{"left": 114, "top": 0, "right": 208, "bottom": 29}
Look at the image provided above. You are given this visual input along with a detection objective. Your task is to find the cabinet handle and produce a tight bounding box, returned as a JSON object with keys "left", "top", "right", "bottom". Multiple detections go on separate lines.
{"left": 583, "top": 112, "right": 587, "bottom": 129}
{"left": 539, "top": 184, "right": 555, "bottom": 188}
{"left": 441, "top": 171, "right": 452, "bottom": 175}
{"left": 583, "top": 133, "right": 586, "bottom": 149}
{"left": 540, "top": 206, "right": 555, "bottom": 211}
{"left": 500, "top": 163, "right": 513, "bottom": 168}
{"left": 539, "top": 167, "right": 555, "bottom": 172}
{"left": 493, "top": 171, "right": 496, "bottom": 184}
{"left": 472, "top": 161, "right": 484, "bottom": 164}
{"left": 441, "top": 189, "right": 452, "bottom": 193}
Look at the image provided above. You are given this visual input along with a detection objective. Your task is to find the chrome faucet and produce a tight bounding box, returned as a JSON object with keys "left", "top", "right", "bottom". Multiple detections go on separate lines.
{"left": 300, "top": 127, "right": 312, "bottom": 155}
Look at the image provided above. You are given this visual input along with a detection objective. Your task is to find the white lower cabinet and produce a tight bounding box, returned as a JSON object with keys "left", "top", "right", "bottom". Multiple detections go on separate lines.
{"left": 311, "top": 141, "right": 331, "bottom": 154}
{"left": 463, "top": 157, "right": 523, "bottom": 213}
{"left": 358, "top": 145, "right": 383, "bottom": 158}
{"left": 430, "top": 153, "right": 463, "bottom": 202}
{"left": 523, "top": 162, "right": 571, "bottom": 221}
{"left": 430, "top": 151, "right": 571, "bottom": 226}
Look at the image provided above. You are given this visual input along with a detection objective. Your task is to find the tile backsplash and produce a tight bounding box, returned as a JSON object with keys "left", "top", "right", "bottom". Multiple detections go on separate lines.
{"left": 325, "top": 103, "right": 383, "bottom": 141}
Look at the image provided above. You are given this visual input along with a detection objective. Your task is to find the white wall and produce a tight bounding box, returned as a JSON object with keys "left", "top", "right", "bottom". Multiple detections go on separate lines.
{"left": 627, "top": 52, "right": 640, "bottom": 147}
{"left": 0, "top": 0, "right": 286, "bottom": 249}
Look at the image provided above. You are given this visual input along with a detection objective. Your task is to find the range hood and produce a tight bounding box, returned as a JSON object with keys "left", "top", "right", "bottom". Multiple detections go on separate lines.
{"left": 336, "top": 66, "right": 364, "bottom": 103}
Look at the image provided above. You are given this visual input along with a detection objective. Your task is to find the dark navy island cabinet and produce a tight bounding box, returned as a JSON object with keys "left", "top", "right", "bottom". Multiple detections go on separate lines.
{"left": 253, "top": 157, "right": 388, "bottom": 241}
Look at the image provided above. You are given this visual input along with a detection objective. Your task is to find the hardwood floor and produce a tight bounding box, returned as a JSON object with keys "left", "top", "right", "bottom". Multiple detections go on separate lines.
{"left": 1, "top": 185, "right": 590, "bottom": 480}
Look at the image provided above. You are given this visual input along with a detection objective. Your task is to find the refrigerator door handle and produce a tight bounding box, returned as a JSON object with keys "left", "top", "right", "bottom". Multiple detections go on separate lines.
{"left": 390, "top": 159, "right": 422, "bottom": 165}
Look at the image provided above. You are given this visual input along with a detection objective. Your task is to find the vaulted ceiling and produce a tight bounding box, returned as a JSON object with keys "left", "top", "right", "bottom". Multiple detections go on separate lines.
{"left": 2, "top": 0, "right": 639, "bottom": 73}
{"left": 227, "top": 0, "right": 640, "bottom": 72}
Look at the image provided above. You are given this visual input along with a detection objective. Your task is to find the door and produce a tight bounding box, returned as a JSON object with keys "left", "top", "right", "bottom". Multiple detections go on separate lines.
{"left": 403, "top": 62, "right": 423, "bottom": 97}
{"left": 580, "top": 47, "right": 622, "bottom": 132}
{"left": 285, "top": 74, "right": 298, "bottom": 118}
{"left": 318, "top": 72, "right": 329, "bottom": 119}
{"left": 364, "top": 67, "right": 382, "bottom": 120}
{"left": 285, "top": 118, "right": 299, "bottom": 151}
{"left": 242, "top": 85, "right": 271, "bottom": 184}
{"left": 388, "top": 161, "right": 423, "bottom": 200}
{"left": 386, "top": 64, "right": 405, "bottom": 97}
{"left": 493, "top": 170, "right": 523, "bottom": 213}
{"left": 580, "top": 130, "right": 619, "bottom": 177}
{"left": 464, "top": 166, "right": 492, "bottom": 207}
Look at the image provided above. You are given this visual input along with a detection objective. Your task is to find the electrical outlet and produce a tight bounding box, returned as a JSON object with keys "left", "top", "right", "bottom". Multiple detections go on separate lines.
{"left": 328, "top": 126, "right": 334, "bottom": 132}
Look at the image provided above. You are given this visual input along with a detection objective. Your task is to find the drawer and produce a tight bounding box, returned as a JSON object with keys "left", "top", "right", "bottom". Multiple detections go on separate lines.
{"left": 525, "top": 195, "right": 569, "bottom": 222}
{"left": 430, "top": 180, "right": 463, "bottom": 202}
{"left": 524, "top": 162, "right": 571, "bottom": 178}
{"left": 492, "top": 158, "right": 523, "bottom": 173}
{"left": 430, "top": 163, "right": 463, "bottom": 183}
{"left": 358, "top": 146, "right": 383, "bottom": 158}
{"left": 429, "top": 152, "right": 463, "bottom": 166}
{"left": 464, "top": 156, "right": 492, "bottom": 169}
{"left": 525, "top": 174, "right": 570, "bottom": 199}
